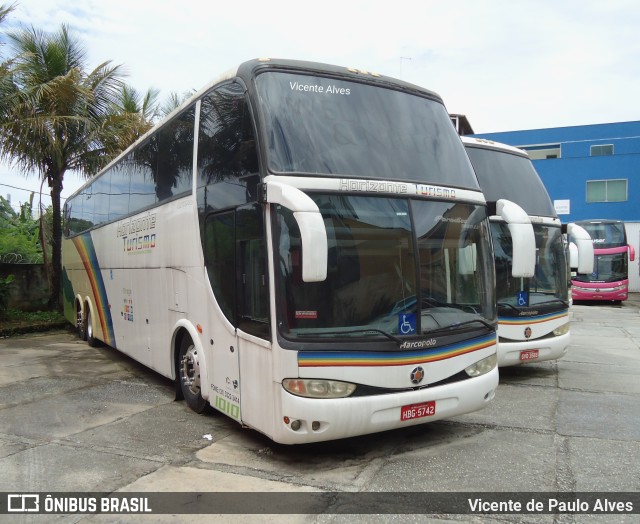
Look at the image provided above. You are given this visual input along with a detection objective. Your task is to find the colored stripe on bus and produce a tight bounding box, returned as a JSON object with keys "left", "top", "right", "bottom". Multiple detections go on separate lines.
{"left": 498, "top": 310, "right": 569, "bottom": 326}
{"left": 72, "top": 234, "right": 116, "bottom": 347}
{"left": 298, "top": 333, "right": 496, "bottom": 367}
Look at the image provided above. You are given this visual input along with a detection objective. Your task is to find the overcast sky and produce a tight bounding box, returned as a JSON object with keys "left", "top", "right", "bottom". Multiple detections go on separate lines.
{"left": 2, "top": 0, "right": 639, "bottom": 211}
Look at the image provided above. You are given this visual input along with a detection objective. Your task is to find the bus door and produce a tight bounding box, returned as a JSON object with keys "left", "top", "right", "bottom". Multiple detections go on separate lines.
{"left": 203, "top": 210, "right": 241, "bottom": 420}
{"left": 204, "top": 204, "right": 270, "bottom": 423}
{"left": 235, "top": 204, "right": 271, "bottom": 428}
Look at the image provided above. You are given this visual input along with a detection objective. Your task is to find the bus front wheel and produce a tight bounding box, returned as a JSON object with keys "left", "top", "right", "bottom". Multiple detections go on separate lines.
{"left": 76, "top": 303, "right": 87, "bottom": 341}
{"left": 178, "top": 336, "right": 208, "bottom": 414}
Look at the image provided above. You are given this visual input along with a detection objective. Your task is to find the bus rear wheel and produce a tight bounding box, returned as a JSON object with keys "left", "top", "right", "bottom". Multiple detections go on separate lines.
{"left": 178, "top": 336, "right": 208, "bottom": 413}
{"left": 85, "top": 308, "right": 100, "bottom": 347}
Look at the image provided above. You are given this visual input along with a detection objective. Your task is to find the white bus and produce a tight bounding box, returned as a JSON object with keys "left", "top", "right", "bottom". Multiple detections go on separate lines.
{"left": 62, "top": 59, "right": 534, "bottom": 444}
{"left": 462, "top": 137, "right": 593, "bottom": 367}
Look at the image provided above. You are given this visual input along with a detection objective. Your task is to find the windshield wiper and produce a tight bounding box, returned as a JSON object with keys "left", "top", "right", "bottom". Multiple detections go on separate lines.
{"left": 297, "top": 328, "right": 402, "bottom": 344}
{"left": 499, "top": 297, "right": 570, "bottom": 309}
{"left": 497, "top": 302, "right": 519, "bottom": 313}
{"left": 422, "top": 318, "right": 495, "bottom": 336}
{"left": 523, "top": 293, "right": 570, "bottom": 308}
{"left": 536, "top": 297, "right": 570, "bottom": 308}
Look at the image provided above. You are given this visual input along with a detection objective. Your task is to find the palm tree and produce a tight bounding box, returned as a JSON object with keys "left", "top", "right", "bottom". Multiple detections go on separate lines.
{"left": 0, "top": 3, "right": 17, "bottom": 84}
{"left": 0, "top": 3, "right": 15, "bottom": 26}
{"left": 0, "top": 24, "right": 129, "bottom": 308}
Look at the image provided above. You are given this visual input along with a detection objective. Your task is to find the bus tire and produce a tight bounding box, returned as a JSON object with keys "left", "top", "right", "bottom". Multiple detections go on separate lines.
{"left": 77, "top": 303, "right": 87, "bottom": 341}
{"left": 86, "top": 308, "right": 100, "bottom": 348}
{"left": 178, "top": 335, "right": 208, "bottom": 414}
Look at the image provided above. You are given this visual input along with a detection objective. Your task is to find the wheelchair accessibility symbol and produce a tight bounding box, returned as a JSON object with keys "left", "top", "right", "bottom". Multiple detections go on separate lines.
{"left": 399, "top": 313, "right": 416, "bottom": 334}
{"left": 517, "top": 291, "right": 529, "bottom": 307}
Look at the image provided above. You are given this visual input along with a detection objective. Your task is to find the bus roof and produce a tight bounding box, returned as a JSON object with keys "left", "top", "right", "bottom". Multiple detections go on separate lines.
{"left": 67, "top": 58, "right": 445, "bottom": 201}
{"left": 461, "top": 136, "right": 528, "bottom": 158}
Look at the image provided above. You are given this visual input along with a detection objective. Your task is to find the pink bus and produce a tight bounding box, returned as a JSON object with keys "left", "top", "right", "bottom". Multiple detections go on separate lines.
{"left": 571, "top": 219, "right": 636, "bottom": 302}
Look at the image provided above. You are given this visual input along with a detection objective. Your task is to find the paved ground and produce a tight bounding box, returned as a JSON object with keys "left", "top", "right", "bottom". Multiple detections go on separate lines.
{"left": 1, "top": 296, "right": 640, "bottom": 523}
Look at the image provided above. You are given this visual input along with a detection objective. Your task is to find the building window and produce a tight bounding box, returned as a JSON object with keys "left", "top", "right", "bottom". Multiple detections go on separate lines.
{"left": 519, "top": 144, "right": 561, "bottom": 160}
{"left": 590, "top": 144, "right": 614, "bottom": 156}
{"left": 586, "top": 179, "right": 627, "bottom": 202}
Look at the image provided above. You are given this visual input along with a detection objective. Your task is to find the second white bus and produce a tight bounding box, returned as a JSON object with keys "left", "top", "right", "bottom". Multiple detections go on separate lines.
{"left": 463, "top": 137, "right": 592, "bottom": 366}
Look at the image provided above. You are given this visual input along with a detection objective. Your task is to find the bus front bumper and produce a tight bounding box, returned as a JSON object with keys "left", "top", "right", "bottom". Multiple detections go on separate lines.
{"left": 571, "top": 284, "right": 628, "bottom": 301}
{"left": 269, "top": 368, "right": 499, "bottom": 444}
{"left": 497, "top": 332, "right": 570, "bottom": 367}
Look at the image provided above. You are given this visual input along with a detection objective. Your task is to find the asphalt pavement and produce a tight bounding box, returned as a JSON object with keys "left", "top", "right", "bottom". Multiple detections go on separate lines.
{"left": 1, "top": 296, "right": 640, "bottom": 523}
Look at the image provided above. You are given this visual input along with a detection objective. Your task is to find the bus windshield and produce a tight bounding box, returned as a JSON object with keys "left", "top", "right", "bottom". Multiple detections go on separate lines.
{"left": 574, "top": 253, "right": 628, "bottom": 283}
{"left": 575, "top": 221, "right": 626, "bottom": 249}
{"left": 255, "top": 72, "right": 478, "bottom": 188}
{"left": 494, "top": 223, "right": 569, "bottom": 309}
{"left": 274, "top": 194, "right": 496, "bottom": 342}
{"left": 465, "top": 146, "right": 556, "bottom": 217}
{"left": 572, "top": 220, "right": 629, "bottom": 283}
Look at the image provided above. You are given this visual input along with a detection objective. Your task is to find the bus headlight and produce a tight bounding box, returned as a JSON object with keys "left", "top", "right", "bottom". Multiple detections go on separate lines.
{"left": 464, "top": 354, "right": 497, "bottom": 377}
{"left": 553, "top": 323, "right": 570, "bottom": 336}
{"left": 283, "top": 378, "right": 357, "bottom": 398}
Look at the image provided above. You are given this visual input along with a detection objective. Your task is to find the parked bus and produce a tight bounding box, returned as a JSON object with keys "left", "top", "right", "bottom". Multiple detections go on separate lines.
{"left": 62, "top": 59, "right": 535, "bottom": 444}
{"left": 462, "top": 137, "right": 593, "bottom": 367}
{"left": 570, "top": 219, "right": 635, "bottom": 302}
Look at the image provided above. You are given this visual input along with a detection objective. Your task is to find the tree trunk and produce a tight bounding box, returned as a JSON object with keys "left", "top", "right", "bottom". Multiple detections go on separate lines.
{"left": 48, "top": 172, "right": 63, "bottom": 311}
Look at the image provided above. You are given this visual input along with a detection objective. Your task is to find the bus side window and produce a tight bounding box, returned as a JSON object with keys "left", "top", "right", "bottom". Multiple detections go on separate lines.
{"left": 198, "top": 84, "right": 259, "bottom": 189}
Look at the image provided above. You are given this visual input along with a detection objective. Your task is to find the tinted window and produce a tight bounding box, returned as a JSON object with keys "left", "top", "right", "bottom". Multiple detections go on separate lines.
{"left": 204, "top": 205, "right": 270, "bottom": 339}
{"left": 92, "top": 173, "right": 110, "bottom": 226}
{"left": 465, "top": 146, "right": 557, "bottom": 217}
{"left": 80, "top": 187, "right": 94, "bottom": 229}
{"left": 156, "top": 106, "right": 195, "bottom": 200}
{"left": 109, "top": 164, "right": 131, "bottom": 221}
{"left": 255, "top": 72, "right": 477, "bottom": 188}
{"left": 63, "top": 105, "right": 195, "bottom": 236}
{"left": 197, "top": 83, "right": 260, "bottom": 245}
{"left": 493, "top": 223, "right": 568, "bottom": 309}
{"left": 65, "top": 189, "right": 93, "bottom": 236}
{"left": 575, "top": 221, "right": 626, "bottom": 248}
{"left": 198, "top": 83, "right": 259, "bottom": 189}
{"left": 129, "top": 140, "right": 157, "bottom": 211}
{"left": 274, "top": 194, "right": 495, "bottom": 341}
{"left": 236, "top": 204, "right": 269, "bottom": 339}
{"left": 205, "top": 211, "right": 236, "bottom": 323}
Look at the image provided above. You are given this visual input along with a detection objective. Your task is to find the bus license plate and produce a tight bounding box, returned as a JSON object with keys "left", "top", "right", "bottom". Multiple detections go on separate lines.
{"left": 401, "top": 401, "right": 436, "bottom": 421}
{"left": 520, "top": 349, "right": 539, "bottom": 361}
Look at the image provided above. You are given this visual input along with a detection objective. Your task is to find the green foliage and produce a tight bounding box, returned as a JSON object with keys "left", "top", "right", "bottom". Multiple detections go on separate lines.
{"left": 4, "top": 306, "right": 65, "bottom": 323}
{"left": 0, "top": 17, "right": 160, "bottom": 308}
{"left": 0, "top": 194, "right": 46, "bottom": 263}
{"left": 0, "top": 273, "right": 15, "bottom": 318}
{"left": 0, "top": 305, "right": 67, "bottom": 335}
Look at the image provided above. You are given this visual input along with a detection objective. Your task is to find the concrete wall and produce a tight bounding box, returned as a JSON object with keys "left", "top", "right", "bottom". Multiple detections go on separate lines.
{"left": 0, "top": 263, "right": 50, "bottom": 311}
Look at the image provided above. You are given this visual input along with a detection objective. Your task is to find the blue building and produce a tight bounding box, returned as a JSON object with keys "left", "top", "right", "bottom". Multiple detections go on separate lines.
{"left": 469, "top": 120, "right": 640, "bottom": 291}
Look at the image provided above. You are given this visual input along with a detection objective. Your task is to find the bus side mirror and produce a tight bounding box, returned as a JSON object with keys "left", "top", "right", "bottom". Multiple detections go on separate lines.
{"left": 629, "top": 244, "right": 636, "bottom": 263}
{"left": 495, "top": 199, "right": 536, "bottom": 278}
{"left": 568, "top": 242, "right": 579, "bottom": 270}
{"left": 263, "top": 180, "right": 328, "bottom": 282}
{"left": 566, "top": 223, "right": 594, "bottom": 274}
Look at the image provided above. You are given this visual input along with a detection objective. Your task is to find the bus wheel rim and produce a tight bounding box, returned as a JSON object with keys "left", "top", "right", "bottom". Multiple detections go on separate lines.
{"left": 87, "top": 311, "right": 93, "bottom": 340}
{"left": 181, "top": 345, "right": 201, "bottom": 396}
